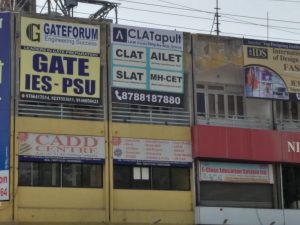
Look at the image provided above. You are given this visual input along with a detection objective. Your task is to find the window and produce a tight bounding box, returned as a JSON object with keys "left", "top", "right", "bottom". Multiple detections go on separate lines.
{"left": 196, "top": 83, "right": 244, "bottom": 120}
{"left": 114, "top": 165, "right": 190, "bottom": 191}
{"left": 196, "top": 93, "right": 205, "bottom": 116}
{"left": 19, "top": 162, "right": 103, "bottom": 188}
{"left": 275, "top": 100, "right": 300, "bottom": 121}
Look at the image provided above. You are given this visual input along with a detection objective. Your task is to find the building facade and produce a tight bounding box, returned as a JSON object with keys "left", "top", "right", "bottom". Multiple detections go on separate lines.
{"left": 0, "top": 11, "right": 300, "bottom": 225}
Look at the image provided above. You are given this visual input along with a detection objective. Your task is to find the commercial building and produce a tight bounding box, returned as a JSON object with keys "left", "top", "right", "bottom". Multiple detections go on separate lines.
{"left": 0, "top": 11, "right": 300, "bottom": 225}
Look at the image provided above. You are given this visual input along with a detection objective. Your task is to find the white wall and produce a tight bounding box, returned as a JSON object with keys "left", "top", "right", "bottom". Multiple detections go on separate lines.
{"left": 196, "top": 207, "right": 300, "bottom": 225}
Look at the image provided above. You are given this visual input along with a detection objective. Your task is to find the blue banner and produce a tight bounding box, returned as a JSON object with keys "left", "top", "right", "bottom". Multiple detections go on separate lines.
{"left": 0, "top": 12, "right": 11, "bottom": 200}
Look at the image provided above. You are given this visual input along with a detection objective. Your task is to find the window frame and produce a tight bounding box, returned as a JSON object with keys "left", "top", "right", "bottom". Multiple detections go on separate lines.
{"left": 18, "top": 161, "right": 103, "bottom": 188}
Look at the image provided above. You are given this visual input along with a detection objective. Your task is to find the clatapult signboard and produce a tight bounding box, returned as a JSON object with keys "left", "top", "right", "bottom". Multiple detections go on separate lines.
{"left": 20, "top": 17, "right": 101, "bottom": 105}
{"left": 0, "top": 12, "right": 11, "bottom": 201}
{"left": 110, "top": 24, "right": 184, "bottom": 107}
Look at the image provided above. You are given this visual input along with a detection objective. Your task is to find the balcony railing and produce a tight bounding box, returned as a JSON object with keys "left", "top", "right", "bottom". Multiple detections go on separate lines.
{"left": 276, "top": 119, "right": 300, "bottom": 131}
{"left": 196, "top": 113, "right": 273, "bottom": 130}
{"left": 17, "top": 100, "right": 104, "bottom": 121}
{"left": 112, "top": 104, "right": 191, "bottom": 126}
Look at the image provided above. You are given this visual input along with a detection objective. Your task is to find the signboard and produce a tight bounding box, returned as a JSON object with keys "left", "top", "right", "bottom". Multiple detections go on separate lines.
{"left": 111, "top": 24, "right": 184, "bottom": 107}
{"left": 18, "top": 133, "right": 105, "bottom": 163}
{"left": 20, "top": 17, "right": 101, "bottom": 105}
{"left": 200, "top": 161, "right": 274, "bottom": 184}
{"left": 0, "top": 13, "right": 11, "bottom": 201}
{"left": 244, "top": 39, "right": 300, "bottom": 101}
{"left": 112, "top": 137, "right": 192, "bottom": 166}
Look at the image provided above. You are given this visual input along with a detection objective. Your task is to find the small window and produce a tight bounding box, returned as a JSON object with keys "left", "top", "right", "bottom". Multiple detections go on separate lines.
{"left": 171, "top": 167, "right": 190, "bottom": 190}
{"left": 19, "top": 162, "right": 39, "bottom": 186}
{"left": 133, "top": 167, "right": 149, "bottom": 180}
{"left": 82, "top": 164, "right": 102, "bottom": 187}
{"left": 114, "top": 165, "right": 131, "bottom": 189}
{"left": 208, "top": 94, "right": 216, "bottom": 116}
{"left": 132, "top": 166, "right": 151, "bottom": 189}
{"left": 39, "top": 162, "right": 60, "bottom": 187}
{"left": 217, "top": 94, "right": 225, "bottom": 118}
{"left": 228, "top": 95, "right": 235, "bottom": 116}
{"left": 197, "top": 93, "right": 205, "bottom": 116}
{"left": 62, "top": 163, "right": 82, "bottom": 187}
{"left": 153, "top": 167, "right": 170, "bottom": 190}
{"left": 237, "top": 96, "right": 244, "bottom": 117}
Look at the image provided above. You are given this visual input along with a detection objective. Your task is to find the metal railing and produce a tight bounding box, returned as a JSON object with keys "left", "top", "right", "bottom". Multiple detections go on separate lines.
{"left": 112, "top": 104, "right": 191, "bottom": 126}
{"left": 276, "top": 119, "right": 300, "bottom": 131}
{"left": 17, "top": 100, "right": 104, "bottom": 121}
{"left": 196, "top": 113, "right": 273, "bottom": 130}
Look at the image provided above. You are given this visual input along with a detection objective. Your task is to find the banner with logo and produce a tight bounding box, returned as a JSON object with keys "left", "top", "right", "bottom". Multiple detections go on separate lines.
{"left": 110, "top": 24, "right": 184, "bottom": 107}
{"left": 200, "top": 161, "right": 274, "bottom": 184}
{"left": 20, "top": 17, "right": 101, "bottom": 105}
{"left": 0, "top": 13, "right": 11, "bottom": 201}
{"left": 244, "top": 39, "right": 300, "bottom": 101}
{"left": 112, "top": 137, "right": 192, "bottom": 166}
{"left": 18, "top": 133, "right": 105, "bottom": 163}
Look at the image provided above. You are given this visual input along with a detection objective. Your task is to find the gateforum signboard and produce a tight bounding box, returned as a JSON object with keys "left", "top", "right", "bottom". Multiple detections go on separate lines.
{"left": 110, "top": 24, "right": 184, "bottom": 107}
{"left": 0, "top": 13, "right": 11, "bottom": 200}
{"left": 20, "top": 17, "right": 101, "bottom": 105}
{"left": 244, "top": 39, "right": 300, "bottom": 101}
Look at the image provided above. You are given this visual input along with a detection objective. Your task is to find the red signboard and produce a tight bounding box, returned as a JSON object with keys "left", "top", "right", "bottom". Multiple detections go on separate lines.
{"left": 192, "top": 125, "right": 300, "bottom": 163}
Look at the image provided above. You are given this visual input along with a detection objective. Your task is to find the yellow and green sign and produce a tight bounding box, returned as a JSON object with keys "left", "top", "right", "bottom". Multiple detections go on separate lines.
{"left": 20, "top": 17, "right": 101, "bottom": 104}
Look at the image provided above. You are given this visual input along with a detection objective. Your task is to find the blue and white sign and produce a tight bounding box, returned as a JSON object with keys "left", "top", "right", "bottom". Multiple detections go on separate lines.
{"left": 0, "top": 13, "right": 11, "bottom": 201}
{"left": 111, "top": 24, "right": 184, "bottom": 107}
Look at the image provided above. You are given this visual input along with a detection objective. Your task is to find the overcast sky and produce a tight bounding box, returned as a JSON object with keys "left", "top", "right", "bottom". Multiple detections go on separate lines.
{"left": 36, "top": 0, "right": 300, "bottom": 43}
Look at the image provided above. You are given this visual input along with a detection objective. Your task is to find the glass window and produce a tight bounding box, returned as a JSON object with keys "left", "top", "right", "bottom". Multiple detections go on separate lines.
{"left": 132, "top": 166, "right": 151, "bottom": 189}
{"left": 153, "top": 167, "right": 170, "bottom": 190}
{"left": 228, "top": 95, "right": 235, "bottom": 116}
{"left": 237, "top": 96, "right": 244, "bottom": 117}
{"left": 114, "top": 165, "right": 191, "bottom": 191}
{"left": 62, "top": 163, "right": 82, "bottom": 187}
{"left": 114, "top": 165, "right": 131, "bottom": 189}
{"left": 19, "top": 162, "right": 39, "bottom": 186}
{"left": 291, "top": 102, "right": 298, "bottom": 120}
{"left": 217, "top": 94, "right": 225, "bottom": 118}
{"left": 18, "top": 161, "right": 103, "bottom": 188}
{"left": 197, "top": 93, "right": 205, "bottom": 116}
{"left": 208, "top": 94, "right": 216, "bottom": 117}
{"left": 171, "top": 167, "right": 190, "bottom": 190}
{"left": 82, "top": 164, "right": 102, "bottom": 188}
{"left": 283, "top": 101, "right": 290, "bottom": 119}
{"left": 39, "top": 163, "right": 60, "bottom": 187}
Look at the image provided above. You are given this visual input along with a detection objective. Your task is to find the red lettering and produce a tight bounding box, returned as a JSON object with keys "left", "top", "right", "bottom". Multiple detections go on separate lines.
{"left": 36, "top": 134, "right": 49, "bottom": 145}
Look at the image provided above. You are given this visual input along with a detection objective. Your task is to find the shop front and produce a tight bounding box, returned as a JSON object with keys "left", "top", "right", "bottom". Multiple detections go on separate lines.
{"left": 193, "top": 124, "right": 300, "bottom": 225}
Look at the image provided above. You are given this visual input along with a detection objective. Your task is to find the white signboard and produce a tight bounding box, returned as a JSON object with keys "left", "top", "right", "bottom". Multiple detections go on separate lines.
{"left": 0, "top": 170, "right": 9, "bottom": 200}
{"left": 200, "top": 161, "right": 274, "bottom": 184}
{"left": 18, "top": 132, "right": 105, "bottom": 163}
{"left": 112, "top": 137, "right": 192, "bottom": 166}
{"left": 111, "top": 24, "right": 184, "bottom": 107}
{"left": 111, "top": 24, "right": 183, "bottom": 51}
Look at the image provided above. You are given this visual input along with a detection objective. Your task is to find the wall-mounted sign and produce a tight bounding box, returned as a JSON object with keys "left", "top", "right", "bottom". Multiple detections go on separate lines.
{"left": 111, "top": 24, "right": 184, "bottom": 107}
{"left": 244, "top": 39, "right": 300, "bottom": 101}
{"left": 20, "top": 17, "right": 101, "bottom": 105}
{"left": 18, "top": 133, "right": 105, "bottom": 163}
{"left": 0, "top": 13, "right": 11, "bottom": 201}
{"left": 112, "top": 137, "right": 192, "bottom": 166}
{"left": 200, "top": 161, "right": 274, "bottom": 184}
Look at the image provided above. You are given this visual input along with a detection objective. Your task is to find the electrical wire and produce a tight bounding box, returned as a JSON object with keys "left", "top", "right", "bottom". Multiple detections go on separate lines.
{"left": 34, "top": 2, "right": 300, "bottom": 43}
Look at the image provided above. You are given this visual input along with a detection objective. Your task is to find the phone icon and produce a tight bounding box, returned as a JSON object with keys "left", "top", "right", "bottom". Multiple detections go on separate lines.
{"left": 115, "top": 90, "right": 122, "bottom": 101}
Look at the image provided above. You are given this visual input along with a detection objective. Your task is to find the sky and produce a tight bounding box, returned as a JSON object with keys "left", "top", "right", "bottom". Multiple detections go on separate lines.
{"left": 35, "top": 0, "right": 300, "bottom": 44}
